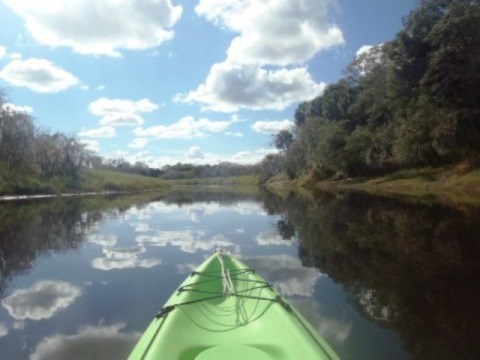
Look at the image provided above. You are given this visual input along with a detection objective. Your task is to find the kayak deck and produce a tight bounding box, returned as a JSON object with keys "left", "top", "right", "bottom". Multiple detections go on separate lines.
{"left": 128, "top": 252, "right": 339, "bottom": 360}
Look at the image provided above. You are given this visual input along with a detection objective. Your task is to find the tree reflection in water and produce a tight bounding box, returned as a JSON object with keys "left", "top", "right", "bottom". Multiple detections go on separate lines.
{"left": 0, "top": 193, "right": 169, "bottom": 298}
{"left": 1, "top": 189, "right": 479, "bottom": 360}
{"left": 262, "top": 189, "right": 480, "bottom": 360}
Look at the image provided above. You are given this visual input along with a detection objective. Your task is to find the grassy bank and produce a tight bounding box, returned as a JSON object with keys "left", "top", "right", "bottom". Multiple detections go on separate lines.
{"left": 300, "top": 164, "right": 480, "bottom": 205}
{"left": 0, "top": 168, "right": 170, "bottom": 196}
{"left": 0, "top": 168, "right": 262, "bottom": 198}
{"left": 168, "top": 175, "right": 260, "bottom": 187}
{"left": 79, "top": 169, "right": 170, "bottom": 192}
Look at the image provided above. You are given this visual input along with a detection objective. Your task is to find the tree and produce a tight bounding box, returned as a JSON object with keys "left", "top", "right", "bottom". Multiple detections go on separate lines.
{"left": 420, "top": 1, "right": 480, "bottom": 108}
{"left": 259, "top": 154, "right": 285, "bottom": 182}
{"left": 388, "top": 0, "right": 450, "bottom": 101}
{"left": 284, "top": 139, "right": 307, "bottom": 179}
{"left": 320, "top": 79, "right": 358, "bottom": 124}
{"left": 347, "top": 45, "right": 394, "bottom": 128}
{"left": 273, "top": 130, "right": 294, "bottom": 153}
{"left": 0, "top": 105, "right": 36, "bottom": 169}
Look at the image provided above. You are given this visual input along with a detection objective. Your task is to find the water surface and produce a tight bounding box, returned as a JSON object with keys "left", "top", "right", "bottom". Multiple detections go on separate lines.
{"left": 0, "top": 189, "right": 478, "bottom": 360}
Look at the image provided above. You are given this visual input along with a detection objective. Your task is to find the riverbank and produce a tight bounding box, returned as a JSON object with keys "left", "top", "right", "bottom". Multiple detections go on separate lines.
{"left": 0, "top": 170, "right": 262, "bottom": 201}
{"left": 0, "top": 168, "right": 170, "bottom": 198}
{"left": 3, "top": 164, "right": 479, "bottom": 206}
{"left": 169, "top": 175, "right": 260, "bottom": 187}
{"left": 306, "top": 164, "right": 480, "bottom": 206}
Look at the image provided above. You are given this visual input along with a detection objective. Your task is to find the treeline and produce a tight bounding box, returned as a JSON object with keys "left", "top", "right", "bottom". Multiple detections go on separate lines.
{"left": 0, "top": 91, "right": 259, "bottom": 190}
{"left": 160, "top": 162, "right": 258, "bottom": 180}
{"left": 266, "top": 0, "right": 480, "bottom": 181}
{"left": 0, "top": 93, "right": 92, "bottom": 182}
{"left": 90, "top": 159, "right": 259, "bottom": 180}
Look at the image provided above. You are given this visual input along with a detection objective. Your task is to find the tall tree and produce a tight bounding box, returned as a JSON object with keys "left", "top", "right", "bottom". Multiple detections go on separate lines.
{"left": 273, "top": 130, "right": 294, "bottom": 153}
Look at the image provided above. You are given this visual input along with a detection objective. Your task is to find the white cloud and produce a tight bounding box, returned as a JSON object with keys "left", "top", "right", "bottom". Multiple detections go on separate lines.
{"left": 356, "top": 45, "right": 374, "bottom": 57}
{"left": 181, "top": 0, "right": 340, "bottom": 112}
{"left": 187, "top": 146, "right": 204, "bottom": 159}
{"left": 0, "top": 46, "right": 6, "bottom": 58}
{"left": 89, "top": 98, "right": 159, "bottom": 127}
{"left": 176, "top": 61, "right": 326, "bottom": 112}
{"left": 79, "top": 139, "right": 100, "bottom": 152}
{"left": 78, "top": 126, "right": 116, "bottom": 138}
{"left": 102, "top": 113, "right": 144, "bottom": 126}
{"left": 0, "top": 58, "right": 79, "bottom": 93}
{"left": 30, "top": 323, "right": 140, "bottom": 360}
{"left": 1, "top": 102, "right": 33, "bottom": 114}
{"left": 3, "top": 0, "right": 183, "bottom": 57}
{"left": 226, "top": 131, "right": 243, "bottom": 137}
{"left": 353, "top": 44, "right": 384, "bottom": 76}
{"left": 195, "top": 0, "right": 344, "bottom": 66}
{"left": 134, "top": 115, "right": 234, "bottom": 139}
{"left": 2, "top": 281, "right": 82, "bottom": 321}
{"left": 231, "top": 148, "right": 277, "bottom": 164}
{"left": 252, "top": 119, "right": 294, "bottom": 134}
{"left": 128, "top": 138, "right": 148, "bottom": 149}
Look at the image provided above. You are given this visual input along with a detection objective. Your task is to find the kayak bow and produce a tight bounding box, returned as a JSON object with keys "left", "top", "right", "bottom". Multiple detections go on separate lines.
{"left": 128, "top": 251, "right": 340, "bottom": 360}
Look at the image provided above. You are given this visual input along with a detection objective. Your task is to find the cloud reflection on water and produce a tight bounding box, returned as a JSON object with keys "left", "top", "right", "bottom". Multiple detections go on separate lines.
{"left": 255, "top": 229, "right": 294, "bottom": 246}
{"left": 92, "top": 256, "right": 161, "bottom": 271}
{"left": 242, "top": 254, "right": 352, "bottom": 343}
{"left": 0, "top": 322, "right": 8, "bottom": 337}
{"left": 243, "top": 254, "right": 322, "bottom": 297}
{"left": 87, "top": 234, "right": 117, "bottom": 247}
{"left": 136, "top": 231, "right": 234, "bottom": 253}
{"left": 2, "top": 280, "right": 82, "bottom": 321}
{"left": 87, "top": 232, "right": 161, "bottom": 271}
{"left": 90, "top": 238, "right": 161, "bottom": 271}
{"left": 30, "top": 323, "right": 140, "bottom": 360}
{"left": 290, "top": 298, "right": 352, "bottom": 343}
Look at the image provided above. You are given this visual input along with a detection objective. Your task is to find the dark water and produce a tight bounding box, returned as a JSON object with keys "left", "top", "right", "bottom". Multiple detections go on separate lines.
{"left": 0, "top": 189, "right": 478, "bottom": 360}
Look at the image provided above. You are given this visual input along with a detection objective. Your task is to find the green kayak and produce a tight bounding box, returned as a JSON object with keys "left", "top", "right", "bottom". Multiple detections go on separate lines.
{"left": 128, "top": 251, "right": 340, "bottom": 360}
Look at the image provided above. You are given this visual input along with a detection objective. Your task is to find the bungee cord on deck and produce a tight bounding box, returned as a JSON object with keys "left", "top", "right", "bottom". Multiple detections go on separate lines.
{"left": 154, "top": 251, "right": 290, "bottom": 319}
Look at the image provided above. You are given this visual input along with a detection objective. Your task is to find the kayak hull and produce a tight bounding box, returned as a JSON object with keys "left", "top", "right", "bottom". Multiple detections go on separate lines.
{"left": 128, "top": 252, "right": 339, "bottom": 360}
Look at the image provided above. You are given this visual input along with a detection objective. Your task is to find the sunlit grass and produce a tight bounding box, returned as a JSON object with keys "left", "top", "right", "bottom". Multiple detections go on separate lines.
{"left": 79, "top": 169, "right": 170, "bottom": 192}
{"left": 169, "top": 175, "right": 260, "bottom": 187}
{"left": 268, "top": 163, "right": 480, "bottom": 206}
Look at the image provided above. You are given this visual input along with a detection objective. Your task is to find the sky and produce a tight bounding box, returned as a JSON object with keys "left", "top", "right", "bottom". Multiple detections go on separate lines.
{"left": 0, "top": 0, "right": 418, "bottom": 168}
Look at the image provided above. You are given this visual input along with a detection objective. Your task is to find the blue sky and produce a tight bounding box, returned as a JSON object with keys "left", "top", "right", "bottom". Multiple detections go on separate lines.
{"left": 0, "top": 0, "right": 418, "bottom": 168}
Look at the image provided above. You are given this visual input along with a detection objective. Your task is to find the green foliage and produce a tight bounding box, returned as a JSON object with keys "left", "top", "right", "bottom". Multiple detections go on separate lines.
{"left": 258, "top": 154, "right": 285, "bottom": 183}
{"left": 273, "top": 130, "right": 294, "bottom": 153}
{"left": 260, "top": 0, "right": 480, "bottom": 183}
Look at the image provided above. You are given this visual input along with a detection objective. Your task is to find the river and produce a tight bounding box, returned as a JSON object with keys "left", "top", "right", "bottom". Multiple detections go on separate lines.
{"left": 0, "top": 188, "right": 478, "bottom": 360}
